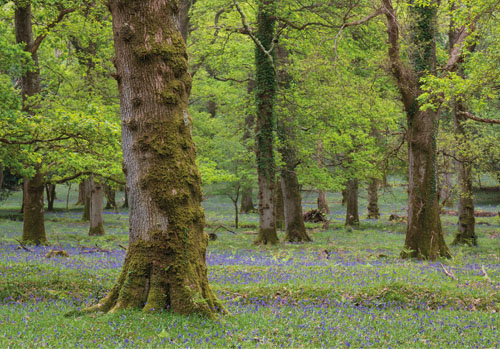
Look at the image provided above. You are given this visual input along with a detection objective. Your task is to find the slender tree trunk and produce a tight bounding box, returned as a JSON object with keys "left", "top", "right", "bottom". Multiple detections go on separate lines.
{"left": 76, "top": 181, "right": 86, "bottom": 205}
{"left": 383, "top": 0, "right": 450, "bottom": 259}
{"left": 367, "top": 178, "right": 380, "bottom": 219}
{"left": 104, "top": 184, "right": 117, "bottom": 210}
{"left": 16, "top": 3, "right": 46, "bottom": 245}
{"left": 316, "top": 141, "right": 330, "bottom": 213}
{"left": 317, "top": 190, "right": 330, "bottom": 214}
{"left": 276, "top": 43, "right": 309, "bottom": 242}
{"left": 240, "top": 78, "right": 256, "bottom": 214}
{"left": 275, "top": 178, "right": 285, "bottom": 230}
{"left": 88, "top": 0, "right": 223, "bottom": 316}
{"left": 345, "top": 179, "right": 359, "bottom": 227}
{"left": 240, "top": 187, "right": 255, "bottom": 213}
{"left": 122, "top": 185, "right": 129, "bottom": 208}
{"left": 89, "top": 177, "right": 105, "bottom": 236}
{"left": 254, "top": 0, "right": 278, "bottom": 244}
{"left": 82, "top": 178, "right": 91, "bottom": 221}
{"left": 0, "top": 163, "right": 3, "bottom": 189}
{"left": 452, "top": 103, "right": 476, "bottom": 246}
{"left": 439, "top": 158, "right": 454, "bottom": 208}
{"left": 46, "top": 184, "right": 56, "bottom": 212}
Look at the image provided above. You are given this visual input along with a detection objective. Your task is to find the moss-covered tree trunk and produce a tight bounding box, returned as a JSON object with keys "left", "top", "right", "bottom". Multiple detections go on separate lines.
{"left": 452, "top": 103, "right": 476, "bottom": 246}
{"left": 15, "top": 3, "right": 46, "bottom": 245}
{"left": 345, "top": 179, "right": 359, "bottom": 227}
{"left": 383, "top": 0, "right": 450, "bottom": 259}
{"left": 90, "top": 0, "right": 223, "bottom": 316}
{"left": 317, "top": 190, "right": 330, "bottom": 214}
{"left": 367, "top": 178, "right": 380, "bottom": 219}
{"left": 240, "top": 187, "right": 255, "bottom": 213}
{"left": 76, "top": 181, "right": 86, "bottom": 205}
{"left": 439, "top": 157, "right": 454, "bottom": 208}
{"left": 89, "top": 177, "right": 105, "bottom": 236}
{"left": 240, "top": 79, "right": 256, "bottom": 214}
{"left": 45, "top": 184, "right": 56, "bottom": 212}
{"left": 254, "top": 0, "right": 278, "bottom": 244}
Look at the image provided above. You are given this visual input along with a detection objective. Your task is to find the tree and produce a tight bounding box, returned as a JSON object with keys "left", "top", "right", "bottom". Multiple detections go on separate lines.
{"left": 382, "top": 0, "right": 451, "bottom": 259}
{"left": 88, "top": 0, "right": 223, "bottom": 316}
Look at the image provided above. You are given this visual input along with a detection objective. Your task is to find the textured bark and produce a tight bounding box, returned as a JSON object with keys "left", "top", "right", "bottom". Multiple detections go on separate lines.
{"left": 104, "top": 184, "right": 117, "bottom": 210}
{"left": 45, "top": 184, "right": 56, "bottom": 212}
{"left": 177, "top": 0, "right": 195, "bottom": 42}
{"left": 383, "top": 0, "right": 450, "bottom": 259}
{"left": 22, "top": 170, "right": 46, "bottom": 244}
{"left": 275, "top": 178, "right": 285, "bottom": 230}
{"left": 122, "top": 185, "right": 129, "bottom": 208}
{"left": 317, "top": 190, "right": 330, "bottom": 214}
{"left": 16, "top": 3, "right": 46, "bottom": 245}
{"left": 367, "top": 178, "right": 380, "bottom": 219}
{"left": 82, "top": 179, "right": 91, "bottom": 221}
{"left": 452, "top": 103, "right": 476, "bottom": 246}
{"left": 254, "top": 0, "right": 278, "bottom": 245}
{"left": 88, "top": 0, "right": 223, "bottom": 317}
{"left": 89, "top": 178, "right": 105, "bottom": 236}
{"left": 76, "top": 181, "right": 86, "bottom": 205}
{"left": 439, "top": 158, "right": 454, "bottom": 208}
{"left": 276, "top": 43, "right": 309, "bottom": 242}
{"left": 345, "top": 179, "right": 359, "bottom": 227}
{"left": 240, "top": 187, "right": 255, "bottom": 213}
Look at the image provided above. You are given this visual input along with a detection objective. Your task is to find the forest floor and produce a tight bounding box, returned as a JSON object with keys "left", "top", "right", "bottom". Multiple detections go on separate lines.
{"left": 0, "top": 181, "right": 499, "bottom": 347}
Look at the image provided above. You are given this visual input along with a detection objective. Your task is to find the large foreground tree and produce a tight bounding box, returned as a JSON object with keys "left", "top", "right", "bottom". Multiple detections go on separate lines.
{"left": 88, "top": 0, "right": 223, "bottom": 316}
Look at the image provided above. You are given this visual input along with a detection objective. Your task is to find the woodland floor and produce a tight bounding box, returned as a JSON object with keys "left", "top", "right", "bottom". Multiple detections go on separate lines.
{"left": 0, "top": 179, "right": 499, "bottom": 347}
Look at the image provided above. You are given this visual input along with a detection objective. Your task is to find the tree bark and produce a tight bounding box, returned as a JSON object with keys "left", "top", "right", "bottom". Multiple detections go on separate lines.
{"left": 240, "top": 187, "right": 255, "bottom": 213}
{"left": 253, "top": 0, "right": 278, "bottom": 245}
{"left": 276, "top": 43, "right": 310, "bottom": 242}
{"left": 345, "top": 179, "right": 359, "bottom": 227}
{"left": 439, "top": 157, "right": 454, "bottom": 208}
{"left": 45, "top": 184, "right": 56, "bottom": 211}
{"left": 383, "top": 0, "right": 450, "bottom": 259}
{"left": 275, "top": 178, "right": 285, "bottom": 230}
{"left": 82, "top": 178, "right": 91, "bottom": 221}
{"left": 88, "top": 0, "right": 223, "bottom": 317}
{"left": 76, "top": 181, "right": 86, "bottom": 205}
{"left": 104, "top": 184, "right": 117, "bottom": 210}
{"left": 16, "top": 3, "right": 46, "bottom": 245}
{"left": 0, "top": 163, "right": 3, "bottom": 189}
{"left": 89, "top": 177, "right": 105, "bottom": 236}
{"left": 317, "top": 190, "right": 330, "bottom": 214}
{"left": 122, "top": 185, "right": 129, "bottom": 208}
{"left": 452, "top": 103, "right": 476, "bottom": 246}
{"left": 367, "top": 178, "right": 380, "bottom": 219}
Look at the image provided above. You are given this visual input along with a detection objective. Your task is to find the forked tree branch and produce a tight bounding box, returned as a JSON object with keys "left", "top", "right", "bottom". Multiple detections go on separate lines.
{"left": 31, "top": 8, "right": 76, "bottom": 54}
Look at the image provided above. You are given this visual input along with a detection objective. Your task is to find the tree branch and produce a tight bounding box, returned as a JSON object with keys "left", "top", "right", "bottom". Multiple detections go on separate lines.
{"left": 459, "top": 111, "right": 500, "bottom": 125}
{"left": 31, "top": 8, "right": 76, "bottom": 54}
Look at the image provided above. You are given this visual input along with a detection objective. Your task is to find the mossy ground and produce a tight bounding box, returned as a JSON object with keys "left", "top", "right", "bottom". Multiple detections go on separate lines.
{"left": 0, "top": 179, "right": 499, "bottom": 347}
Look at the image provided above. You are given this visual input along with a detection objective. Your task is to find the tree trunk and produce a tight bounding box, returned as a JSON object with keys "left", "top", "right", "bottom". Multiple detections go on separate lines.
{"left": 46, "top": 184, "right": 56, "bottom": 212}
{"left": 104, "top": 184, "right": 117, "bottom": 210}
{"left": 16, "top": 3, "right": 46, "bottom": 245}
{"left": 0, "top": 163, "right": 3, "bottom": 189}
{"left": 122, "top": 185, "right": 129, "bottom": 208}
{"left": 89, "top": 0, "right": 223, "bottom": 317}
{"left": 76, "top": 181, "right": 86, "bottom": 205}
{"left": 439, "top": 158, "right": 454, "bottom": 208}
{"left": 367, "top": 178, "right": 380, "bottom": 219}
{"left": 275, "top": 178, "right": 285, "bottom": 230}
{"left": 317, "top": 190, "right": 330, "bottom": 214}
{"left": 240, "top": 187, "right": 255, "bottom": 213}
{"left": 253, "top": 0, "right": 278, "bottom": 245}
{"left": 452, "top": 104, "right": 476, "bottom": 246}
{"left": 383, "top": 0, "right": 450, "bottom": 259}
{"left": 276, "top": 43, "right": 310, "bottom": 242}
{"left": 22, "top": 170, "right": 46, "bottom": 244}
{"left": 89, "top": 178, "right": 105, "bottom": 236}
{"left": 82, "top": 178, "right": 91, "bottom": 221}
{"left": 345, "top": 179, "right": 359, "bottom": 227}
{"left": 316, "top": 141, "right": 330, "bottom": 213}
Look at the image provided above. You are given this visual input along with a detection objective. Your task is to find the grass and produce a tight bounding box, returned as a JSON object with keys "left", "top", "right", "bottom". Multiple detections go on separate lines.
{"left": 0, "top": 181, "right": 499, "bottom": 347}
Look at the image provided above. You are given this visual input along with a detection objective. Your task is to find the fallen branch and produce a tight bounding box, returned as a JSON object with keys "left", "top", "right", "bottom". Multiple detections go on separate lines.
{"left": 481, "top": 265, "right": 492, "bottom": 283}
{"left": 15, "top": 239, "right": 33, "bottom": 252}
{"left": 440, "top": 263, "right": 457, "bottom": 281}
{"left": 118, "top": 244, "right": 127, "bottom": 250}
{"left": 212, "top": 225, "right": 236, "bottom": 234}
